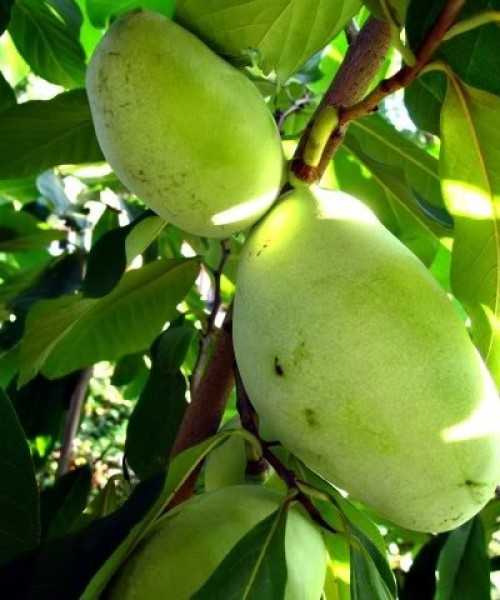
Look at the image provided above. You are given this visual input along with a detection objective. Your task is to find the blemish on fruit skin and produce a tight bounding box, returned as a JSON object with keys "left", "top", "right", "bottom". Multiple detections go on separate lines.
{"left": 256, "top": 239, "right": 270, "bottom": 257}
{"left": 274, "top": 357, "right": 284, "bottom": 376}
{"left": 304, "top": 408, "right": 319, "bottom": 428}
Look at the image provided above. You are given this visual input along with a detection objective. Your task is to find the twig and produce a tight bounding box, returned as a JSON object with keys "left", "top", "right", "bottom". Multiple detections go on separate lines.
{"left": 290, "top": 16, "right": 391, "bottom": 183}
{"left": 340, "top": 0, "right": 465, "bottom": 124}
{"left": 191, "top": 240, "right": 231, "bottom": 390}
{"left": 291, "top": 0, "right": 465, "bottom": 184}
{"left": 234, "top": 366, "right": 338, "bottom": 536}
{"left": 168, "top": 305, "right": 235, "bottom": 507}
{"left": 56, "top": 367, "right": 93, "bottom": 478}
{"left": 276, "top": 93, "right": 312, "bottom": 132}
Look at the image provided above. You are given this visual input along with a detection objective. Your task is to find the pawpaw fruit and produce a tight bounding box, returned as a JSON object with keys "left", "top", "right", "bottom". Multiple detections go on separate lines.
{"left": 105, "top": 485, "right": 326, "bottom": 599}
{"left": 233, "top": 185, "right": 500, "bottom": 532}
{"left": 86, "top": 10, "right": 284, "bottom": 238}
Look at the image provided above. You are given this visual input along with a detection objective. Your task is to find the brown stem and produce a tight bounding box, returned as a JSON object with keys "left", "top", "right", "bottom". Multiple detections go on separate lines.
{"left": 340, "top": 0, "right": 465, "bottom": 124}
{"left": 290, "top": 17, "right": 391, "bottom": 184}
{"left": 56, "top": 368, "right": 93, "bottom": 478}
{"left": 292, "top": 0, "right": 465, "bottom": 184}
{"left": 168, "top": 305, "right": 235, "bottom": 507}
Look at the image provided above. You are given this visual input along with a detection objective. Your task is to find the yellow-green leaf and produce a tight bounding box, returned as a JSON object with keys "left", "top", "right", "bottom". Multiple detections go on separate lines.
{"left": 440, "top": 76, "right": 500, "bottom": 385}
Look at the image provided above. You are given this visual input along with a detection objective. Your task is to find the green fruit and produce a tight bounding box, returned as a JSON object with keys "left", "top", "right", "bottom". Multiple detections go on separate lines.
{"left": 204, "top": 416, "right": 288, "bottom": 493}
{"left": 106, "top": 485, "right": 326, "bottom": 599}
{"left": 233, "top": 185, "right": 500, "bottom": 532}
{"left": 86, "top": 10, "right": 283, "bottom": 238}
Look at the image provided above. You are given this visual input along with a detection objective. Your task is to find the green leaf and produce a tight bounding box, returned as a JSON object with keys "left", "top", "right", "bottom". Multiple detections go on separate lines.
{"left": 400, "top": 534, "right": 447, "bottom": 599}
{"left": 192, "top": 506, "right": 288, "bottom": 599}
{"left": 86, "top": 0, "right": 177, "bottom": 28}
{"left": 404, "top": 71, "right": 446, "bottom": 136}
{"left": 0, "top": 206, "right": 66, "bottom": 251}
{"left": 351, "top": 544, "right": 394, "bottom": 600}
{"left": 125, "top": 354, "right": 187, "bottom": 479}
{"left": 343, "top": 114, "right": 450, "bottom": 241}
{"left": 0, "top": 176, "right": 38, "bottom": 203}
{"left": 435, "top": 517, "right": 490, "bottom": 600}
{"left": 82, "top": 211, "right": 165, "bottom": 298}
{"left": 293, "top": 459, "right": 396, "bottom": 598}
{"left": 8, "top": 0, "right": 86, "bottom": 87}
{"left": 440, "top": 76, "right": 500, "bottom": 386}
{"left": 0, "top": 386, "right": 40, "bottom": 567}
{"left": 0, "top": 69, "right": 16, "bottom": 112}
{"left": 18, "top": 257, "right": 199, "bottom": 385}
{"left": 40, "top": 465, "right": 92, "bottom": 540}
{"left": 111, "top": 352, "right": 147, "bottom": 387}
{"left": 0, "top": 89, "right": 103, "bottom": 179}
{"left": 0, "top": 0, "right": 14, "bottom": 35}
{"left": 407, "top": 0, "right": 500, "bottom": 96}
{"left": 82, "top": 432, "right": 247, "bottom": 598}
{"left": 175, "top": 0, "right": 361, "bottom": 84}
{"left": 0, "top": 473, "right": 165, "bottom": 597}
{"left": 323, "top": 531, "right": 351, "bottom": 600}
{"left": 333, "top": 145, "right": 440, "bottom": 265}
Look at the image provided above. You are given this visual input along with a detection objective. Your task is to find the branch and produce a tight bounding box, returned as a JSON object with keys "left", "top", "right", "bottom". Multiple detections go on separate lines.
{"left": 290, "top": 16, "right": 391, "bottom": 184}
{"left": 340, "top": 0, "right": 465, "bottom": 124}
{"left": 168, "top": 305, "right": 235, "bottom": 507}
{"left": 291, "top": 0, "right": 465, "bottom": 184}
{"left": 56, "top": 367, "right": 93, "bottom": 478}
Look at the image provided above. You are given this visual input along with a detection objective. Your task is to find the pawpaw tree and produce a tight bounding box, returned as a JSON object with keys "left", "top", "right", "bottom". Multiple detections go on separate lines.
{"left": 1, "top": 1, "right": 500, "bottom": 598}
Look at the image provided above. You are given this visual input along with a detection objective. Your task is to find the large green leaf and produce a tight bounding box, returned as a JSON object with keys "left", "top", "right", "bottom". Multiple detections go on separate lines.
{"left": 343, "top": 114, "right": 451, "bottom": 241}
{"left": 333, "top": 145, "right": 440, "bottom": 265}
{"left": 350, "top": 545, "right": 394, "bottom": 600}
{"left": 404, "top": 71, "right": 446, "bottom": 136}
{"left": 82, "top": 211, "right": 165, "bottom": 298}
{"left": 407, "top": 0, "right": 500, "bottom": 96}
{"left": 435, "top": 517, "right": 490, "bottom": 600}
{"left": 293, "top": 459, "right": 396, "bottom": 598}
{"left": 440, "top": 76, "right": 500, "bottom": 385}
{"left": 82, "top": 432, "right": 258, "bottom": 598}
{"left": 125, "top": 326, "right": 194, "bottom": 480}
{"left": 18, "top": 257, "right": 199, "bottom": 385}
{"left": 40, "top": 465, "right": 92, "bottom": 541}
{"left": 175, "top": 0, "right": 361, "bottom": 84}
{"left": 8, "top": 0, "right": 87, "bottom": 88}
{"left": 192, "top": 507, "right": 289, "bottom": 599}
{"left": 0, "top": 206, "right": 66, "bottom": 251}
{"left": 86, "top": 0, "right": 177, "bottom": 28}
{"left": 0, "top": 386, "right": 40, "bottom": 567}
{"left": 0, "top": 89, "right": 103, "bottom": 179}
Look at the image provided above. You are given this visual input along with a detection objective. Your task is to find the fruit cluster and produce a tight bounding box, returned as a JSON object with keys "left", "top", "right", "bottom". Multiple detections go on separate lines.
{"left": 87, "top": 10, "right": 500, "bottom": 598}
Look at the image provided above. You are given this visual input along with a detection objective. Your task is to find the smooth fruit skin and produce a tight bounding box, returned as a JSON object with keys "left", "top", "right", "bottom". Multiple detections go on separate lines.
{"left": 233, "top": 185, "right": 500, "bottom": 532}
{"left": 86, "top": 10, "right": 284, "bottom": 238}
{"left": 106, "top": 485, "right": 326, "bottom": 599}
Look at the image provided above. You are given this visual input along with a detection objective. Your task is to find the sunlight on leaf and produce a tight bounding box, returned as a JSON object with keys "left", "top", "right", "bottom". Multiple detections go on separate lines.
{"left": 176, "top": 0, "right": 361, "bottom": 84}
{"left": 440, "top": 74, "right": 500, "bottom": 386}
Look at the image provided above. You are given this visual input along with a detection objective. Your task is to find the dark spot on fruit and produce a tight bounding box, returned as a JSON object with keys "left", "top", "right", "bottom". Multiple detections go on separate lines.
{"left": 274, "top": 357, "right": 284, "bottom": 376}
{"left": 256, "top": 239, "right": 270, "bottom": 257}
{"left": 304, "top": 408, "right": 319, "bottom": 428}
